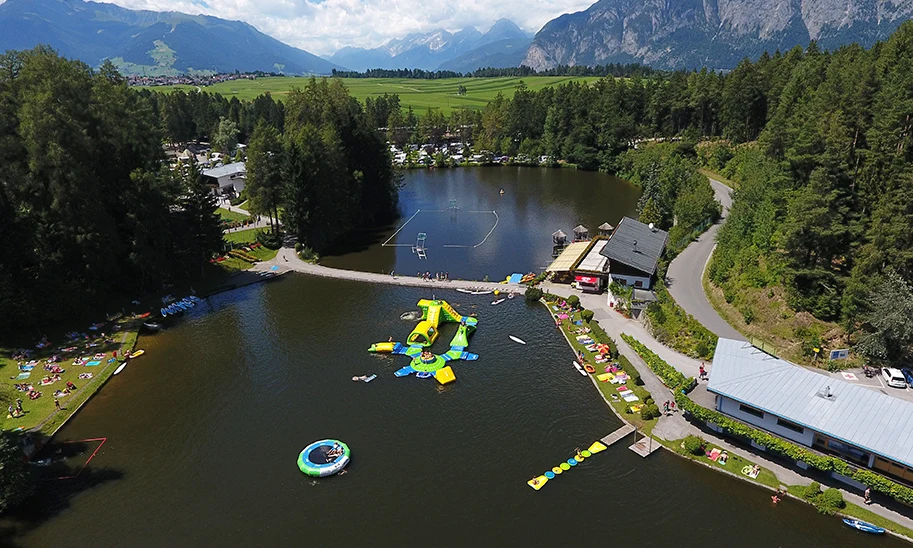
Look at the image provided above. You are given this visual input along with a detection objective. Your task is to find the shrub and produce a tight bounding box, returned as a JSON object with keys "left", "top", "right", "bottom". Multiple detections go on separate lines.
{"left": 803, "top": 482, "right": 822, "bottom": 500}
{"left": 683, "top": 435, "right": 705, "bottom": 456}
{"left": 294, "top": 242, "right": 302, "bottom": 252}
{"left": 580, "top": 309, "right": 594, "bottom": 323}
{"left": 640, "top": 404, "right": 660, "bottom": 421}
{"left": 817, "top": 488, "right": 845, "bottom": 515}
{"left": 742, "top": 306, "right": 755, "bottom": 325}
{"left": 621, "top": 334, "right": 690, "bottom": 391}
{"left": 624, "top": 406, "right": 633, "bottom": 414}
{"left": 567, "top": 295, "right": 580, "bottom": 309}
{"left": 256, "top": 230, "right": 282, "bottom": 249}
{"left": 297, "top": 246, "right": 318, "bottom": 262}
{"left": 525, "top": 286, "right": 543, "bottom": 301}
{"left": 644, "top": 396, "right": 654, "bottom": 405}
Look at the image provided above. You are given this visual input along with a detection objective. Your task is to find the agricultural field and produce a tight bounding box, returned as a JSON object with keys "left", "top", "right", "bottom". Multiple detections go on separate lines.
{"left": 141, "top": 76, "right": 602, "bottom": 115}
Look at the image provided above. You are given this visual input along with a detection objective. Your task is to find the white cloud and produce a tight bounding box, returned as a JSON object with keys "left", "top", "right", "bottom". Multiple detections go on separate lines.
{"left": 66, "top": 0, "right": 596, "bottom": 56}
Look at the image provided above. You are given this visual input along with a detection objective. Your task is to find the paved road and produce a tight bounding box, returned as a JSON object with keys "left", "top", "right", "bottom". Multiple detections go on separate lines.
{"left": 666, "top": 179, "right": 744, "bottom": 341}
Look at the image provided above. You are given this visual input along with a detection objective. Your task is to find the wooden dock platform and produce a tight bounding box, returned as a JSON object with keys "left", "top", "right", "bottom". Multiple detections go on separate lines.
{"left": 629, "top": 436, "right": 662, "bottom": 458}
{"left": 600, "top": 424, "right": 636, "bottom": 447}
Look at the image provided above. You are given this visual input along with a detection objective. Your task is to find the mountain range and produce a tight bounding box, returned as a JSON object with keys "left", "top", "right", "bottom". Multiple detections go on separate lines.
{"left": 1, "top": 0, "right": 911, "bottom": 76}
{"left": 329, "top": 19, "right": 532, "bottom": 72}
{"left": 0, "top": 0, "right": 340, "bottom": 75}
{"left": 523, "top": 0, "right": 913, "bottom": 70}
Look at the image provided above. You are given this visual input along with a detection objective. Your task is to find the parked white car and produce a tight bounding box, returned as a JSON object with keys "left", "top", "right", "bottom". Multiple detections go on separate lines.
{"left": 882, "top": 367, "right": 907, "bottom": 389}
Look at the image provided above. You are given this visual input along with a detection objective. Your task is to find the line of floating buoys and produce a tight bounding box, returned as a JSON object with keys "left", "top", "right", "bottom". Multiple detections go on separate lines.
{"left": 527, "top": 440, "right": 608, "bottom": 490}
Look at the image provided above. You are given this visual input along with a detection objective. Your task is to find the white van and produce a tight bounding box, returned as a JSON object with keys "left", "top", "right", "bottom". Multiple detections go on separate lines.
{"left": 882, "top": 367, "right": 907, "bottom": 389}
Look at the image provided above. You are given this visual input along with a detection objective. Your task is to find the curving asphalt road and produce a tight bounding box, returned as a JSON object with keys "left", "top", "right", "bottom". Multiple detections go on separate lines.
{"left": 666, "top": 179, "right": 745, "bottom": 341}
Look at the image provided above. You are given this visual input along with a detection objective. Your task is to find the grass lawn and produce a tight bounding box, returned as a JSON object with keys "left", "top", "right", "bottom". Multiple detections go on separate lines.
{"left": 544, "top": 299, "right": 658, "bottom": 435}
{"left": 217, "top": 207, "right": 249, "bottom": 222}
{"left": 1, "top": 318, "right": 141, "bottom": 434}
{"left": 662, "top": 437, "right": 780, "bottom": 489}
{"left": 142, "top": 76, "right": 602, "bottom": 116}
{"left": 224, "top": 227, "right": 268, "bottom": 244}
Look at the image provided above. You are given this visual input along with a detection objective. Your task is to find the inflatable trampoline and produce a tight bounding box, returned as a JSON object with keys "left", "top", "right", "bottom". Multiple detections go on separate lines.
{"left": 297, "top": 439, "right": 350, "bottom": 477}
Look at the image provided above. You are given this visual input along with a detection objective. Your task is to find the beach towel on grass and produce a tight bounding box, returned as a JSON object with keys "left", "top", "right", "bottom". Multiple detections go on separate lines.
{"left": 16, "top": 373, "right": 30, "bottom": 380}
{"left": 19, "top": 365, "right": 34, "bottom": 371}
{"left": 622, "top": 393, "right": 640, "bottom": 402}
{"left": 616, "top": 385, "right": 629, "bottom": 392}
{"left": 618, "top": 390, "right": 634, "bottom": 397}
{"left": 596, "top": 373, "right": 614, "bottom": 382}
{"left": 709, "top": 449, "right": 721, "bottom": 462}
{"left": 85, "top": 361, "right": 101, "bottom": 366}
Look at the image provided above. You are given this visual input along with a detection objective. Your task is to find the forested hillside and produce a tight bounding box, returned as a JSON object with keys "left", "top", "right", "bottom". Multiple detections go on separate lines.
{"left": 0, "top": 48, "right": 396, "bottom": 335}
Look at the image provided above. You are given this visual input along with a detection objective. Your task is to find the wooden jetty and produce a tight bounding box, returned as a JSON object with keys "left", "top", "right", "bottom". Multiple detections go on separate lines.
{"left": 600, "top": 424, "right": 636, "bottom": 447}
{"left": 629, "top": 435, "right": 662, "bottom": 458}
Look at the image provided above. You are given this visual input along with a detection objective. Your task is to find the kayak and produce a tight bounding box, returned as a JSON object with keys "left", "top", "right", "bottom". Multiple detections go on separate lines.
{"left": 491, "top": 298, "right": 506, "bottom": 305}
{"left": 113, "top": 363, "right": 127, "bottom": 375}
{"left": 129, "top": 350, "right": 145, "bottom": 358}
{"left": 364, "top": 374, "right": 377, "bottom": 383}
{"left": 456, "top": 288, "right": 474, "bottom": 294}
{"left": 509, "top": 336, "right": 526, "bottom": 345}
{"left": 842, "top": 519, "right": 885, "bottom": 534}
{"left": 573, "top": 361, "right": 587, "bottom": 376}
{"left": 471, "top": 290, "right": 492, "bottom": 295}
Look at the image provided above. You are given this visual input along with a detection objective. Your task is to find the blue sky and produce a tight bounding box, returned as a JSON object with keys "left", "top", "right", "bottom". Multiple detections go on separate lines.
{"left": 81, "top": 0, "right": 596, "bottom": 56}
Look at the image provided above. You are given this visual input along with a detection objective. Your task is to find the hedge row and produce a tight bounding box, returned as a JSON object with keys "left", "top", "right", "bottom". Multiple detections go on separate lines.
{"left": 620, "top": 334, "right": 693, "bottom": 392}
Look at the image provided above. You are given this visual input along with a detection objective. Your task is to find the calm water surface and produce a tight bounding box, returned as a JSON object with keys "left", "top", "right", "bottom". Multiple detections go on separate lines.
{"left": 2, "top": 277, "right": 902, "bottom": 547}
{"left": 321, "top": 167, "right": 642, "bottom": 280}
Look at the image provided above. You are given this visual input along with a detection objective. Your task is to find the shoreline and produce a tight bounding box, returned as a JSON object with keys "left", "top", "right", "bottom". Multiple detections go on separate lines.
{"left": 17, "top": 268, "right": 293, "bottom": 446}
{"left": 538, "top": 295, "right": 913, "bottom": 544}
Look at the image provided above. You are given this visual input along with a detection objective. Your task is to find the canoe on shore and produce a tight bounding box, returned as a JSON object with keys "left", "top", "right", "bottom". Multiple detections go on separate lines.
{"left": 842, "top": 519, "right": 885, "bottom": 534}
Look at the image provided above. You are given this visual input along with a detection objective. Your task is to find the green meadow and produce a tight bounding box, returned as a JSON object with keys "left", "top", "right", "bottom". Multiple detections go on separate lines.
{"left": 142, "top": 76, "right": 601, "bottom": 115}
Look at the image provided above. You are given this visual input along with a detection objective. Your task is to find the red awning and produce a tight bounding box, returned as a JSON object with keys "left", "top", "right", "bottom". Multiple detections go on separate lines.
{"left": 575, "top": 276, "right": 599, "bottom": 284}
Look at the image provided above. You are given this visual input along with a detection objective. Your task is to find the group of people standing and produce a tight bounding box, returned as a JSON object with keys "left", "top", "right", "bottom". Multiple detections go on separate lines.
{"left": 418, "top": 271, "right": 449, "bottom": 281}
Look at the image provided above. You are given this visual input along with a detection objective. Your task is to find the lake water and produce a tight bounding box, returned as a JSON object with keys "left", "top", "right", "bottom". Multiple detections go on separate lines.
{"left": 321, "top": 167, "right": 642, "bottom": 280}
{"left": 1, "top": 168, "right": 902, "bottom": 547}
{"left": 2, "top": 278, "right": 900, "bottom": 547}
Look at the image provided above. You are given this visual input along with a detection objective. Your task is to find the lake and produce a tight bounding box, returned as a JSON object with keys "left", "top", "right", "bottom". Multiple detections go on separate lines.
{"left": 1, "top": 168, "right": 901, "bottom": 547}
{"left": 1, "top": 278, "right": 899, "bottom": 547}
{"left": 321, "top": 167, "right": 642, "bottom": 280}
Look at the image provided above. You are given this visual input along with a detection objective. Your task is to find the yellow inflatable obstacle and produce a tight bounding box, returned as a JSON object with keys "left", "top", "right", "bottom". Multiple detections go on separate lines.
{"left": 587, "top": 441, "right": 608, "bottom": 454}
{"left": 527, "top": 475, "right": 548, "bottom": 490}
{"left": 527, "top": 440, "right": 609, "bottom": 490}
{"left": 435, "top": 366, "right": 456, "bottom": 385}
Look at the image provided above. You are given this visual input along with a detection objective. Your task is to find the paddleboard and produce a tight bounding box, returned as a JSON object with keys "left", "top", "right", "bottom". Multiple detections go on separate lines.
{"left": 364, "top": 374, "right": 377, "bottom": 383}
{"left": 573, "top": 361, "right": 587, "bottom": 376}
{"left": 456, "top": 288, "right": 473, "bottom": 294}
{"left": 509, "top": 336, "right": 526, "bottom": 345}
{"left": 491, "top": 298, "right": 506, "bottom": 305}
{"left": 113, "top": 363, "right": 127, "bottom": 375}
{"left": 471, "top": 290, "right": 492, "bottom": 295}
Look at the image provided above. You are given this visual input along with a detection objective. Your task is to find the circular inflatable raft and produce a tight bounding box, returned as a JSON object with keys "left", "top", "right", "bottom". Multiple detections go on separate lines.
{"left": 298, "top": 439, "right": 350, "bottom": 477}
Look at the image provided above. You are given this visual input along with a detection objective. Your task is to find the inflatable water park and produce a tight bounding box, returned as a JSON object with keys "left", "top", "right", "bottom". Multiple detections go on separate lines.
{"left": 368, "top": 299, "right": 478, "bottom": 385}
{"left": 527, "top": 440, "right": 607, "bottom": 490}
{"left": 298, "top": 439, "right": 350, "bottom": 477}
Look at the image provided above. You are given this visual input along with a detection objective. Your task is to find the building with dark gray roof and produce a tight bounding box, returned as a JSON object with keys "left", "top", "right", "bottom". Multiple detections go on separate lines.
{"left": 599, "top": 216, "right": 668, "bottom": 289}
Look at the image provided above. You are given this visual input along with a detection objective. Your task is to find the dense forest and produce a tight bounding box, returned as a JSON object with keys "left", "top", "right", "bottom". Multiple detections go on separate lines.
{"left": 330, "top": 63, "right": 658, "bottom": 79}
{"left": 0, "top": 48, "right": 396, "bottom": 334}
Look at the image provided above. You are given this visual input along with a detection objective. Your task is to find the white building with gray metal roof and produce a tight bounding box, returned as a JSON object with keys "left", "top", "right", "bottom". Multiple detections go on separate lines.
{"left": 708, "top": 338, "right": 913, "bottom": 485}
